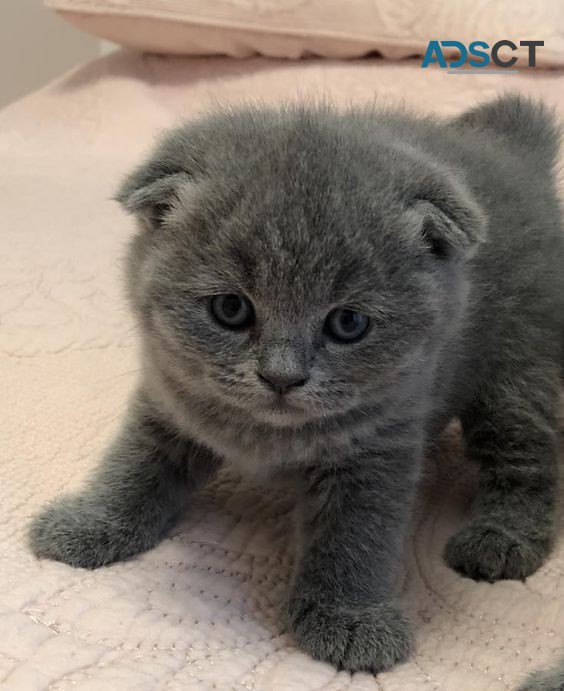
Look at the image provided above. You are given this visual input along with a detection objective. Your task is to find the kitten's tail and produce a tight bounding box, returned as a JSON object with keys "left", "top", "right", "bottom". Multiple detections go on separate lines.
{"left": 453, "top": 94, "right": 561, "bottom": 168}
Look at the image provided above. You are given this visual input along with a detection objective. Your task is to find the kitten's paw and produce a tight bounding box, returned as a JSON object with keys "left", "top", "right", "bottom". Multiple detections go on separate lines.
{"left": 444, "top": 519, "right": 550, "bottom": 582}
{"left": 29, "top": 496, "right": 145, "bottom": 569}
{"left": 287, "top": 598, "right": 413, "bottom": 673}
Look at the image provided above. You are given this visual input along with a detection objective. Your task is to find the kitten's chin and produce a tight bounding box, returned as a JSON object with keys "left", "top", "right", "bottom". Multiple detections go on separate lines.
{"left": 249, "top": 396, "right": 343, "bottom": 428}
{"left": 219, "top": 388, "right": 360, "bottom": 428}
{"left": 225, "top": 393, "right": 322, "bottom": 428}
{"left": 252, "top": 405, "right": 317, "bottom": 428}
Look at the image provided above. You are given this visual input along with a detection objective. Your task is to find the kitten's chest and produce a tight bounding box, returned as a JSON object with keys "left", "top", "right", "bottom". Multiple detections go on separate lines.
{"left": 203, "top": 417, "right": 354, "bottom": 475}
{"left": 182, "top": 404, "right": 369, "bottom": 477}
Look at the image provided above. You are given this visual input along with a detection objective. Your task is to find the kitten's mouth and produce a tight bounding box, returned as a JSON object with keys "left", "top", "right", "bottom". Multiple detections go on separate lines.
{"left": 270, "top": 395, "right": 295, "bottom": 410}
{"left": 252, "top": 393, "right": 324, "bottom": 427}
{"left": 215, "top": 383, "right": 329, "bottom": 426}
{"left": 265, "top": 394, "right": 302, "bottom": 417}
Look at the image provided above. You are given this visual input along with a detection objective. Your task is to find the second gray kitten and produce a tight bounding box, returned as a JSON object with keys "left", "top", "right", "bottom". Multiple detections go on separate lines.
{"left": 29, "top": 95, "right": 564, "bottom": 674}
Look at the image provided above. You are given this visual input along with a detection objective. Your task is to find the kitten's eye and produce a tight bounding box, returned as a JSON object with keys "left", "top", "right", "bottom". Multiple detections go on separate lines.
{"left": 324, "top": 308, "right": 369, "bottom": 343}
{"left": 210, "top": 294, "right": 254, "bottom": 330}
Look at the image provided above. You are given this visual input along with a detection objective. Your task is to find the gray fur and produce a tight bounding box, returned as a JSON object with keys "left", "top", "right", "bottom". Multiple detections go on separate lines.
{"left": 29, "top": 95, "right": 564, "bottom": 674}
{"left": 519, "top": 657, "right": 564, "bottom": 691}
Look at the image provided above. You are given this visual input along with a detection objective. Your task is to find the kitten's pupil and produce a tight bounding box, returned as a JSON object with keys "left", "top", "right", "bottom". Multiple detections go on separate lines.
{"left": 325, "top": 308, "right": 369, "bottom": 343}
{"left": 222, "top": 295, "right": 242, "bottom": 319}
{"left": 340, "top": 310, "right": 360, "bottom": 332}
{"left": 210, "top": 293, "right": 254, "bottom": 329}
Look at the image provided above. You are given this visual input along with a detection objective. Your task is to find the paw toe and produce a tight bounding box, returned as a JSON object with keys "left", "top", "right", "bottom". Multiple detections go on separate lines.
{"left": 444, "top": 521, "right": 548, "bottom": 582}
{"left": 28, "top": 498, "right": 114, "bottom": 569}
{"left": 289, "top": 600, "right": 412, "bottom": 673}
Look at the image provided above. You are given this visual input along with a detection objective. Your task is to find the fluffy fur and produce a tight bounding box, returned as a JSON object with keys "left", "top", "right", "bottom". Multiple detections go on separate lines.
{"left": 519, "top": 657, "right": 564, "bottom": 691}
{"left": 29, "top": 95, "right": 564, "bottom": 674}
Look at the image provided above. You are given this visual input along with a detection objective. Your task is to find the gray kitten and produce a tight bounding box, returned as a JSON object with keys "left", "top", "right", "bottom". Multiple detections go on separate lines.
{"left": 29, "top": 95, "right": 564, "bottom": 674}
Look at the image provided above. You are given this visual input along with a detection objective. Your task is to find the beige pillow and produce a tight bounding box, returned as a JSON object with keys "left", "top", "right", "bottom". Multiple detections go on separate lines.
{"left": 46, "top": 0, "right": 564, "bottom": 66}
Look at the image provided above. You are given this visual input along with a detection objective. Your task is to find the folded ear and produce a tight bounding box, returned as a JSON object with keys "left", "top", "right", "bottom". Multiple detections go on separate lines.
{"left": 115, "top": 167, "right": 193, "bottom": 229}
{"left": 404, "top": 177, "right": 487, "bottom": 260}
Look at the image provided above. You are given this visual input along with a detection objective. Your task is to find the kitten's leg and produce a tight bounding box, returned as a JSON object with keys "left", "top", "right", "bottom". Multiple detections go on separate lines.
{"left": 286, "top": 448, "right": 420, "bottom": 673}
{"left": 445, "top": 365, "right": 558, "bottom": 582}
{"left": 29, "top": 391, "right": 221, "bottom": 569}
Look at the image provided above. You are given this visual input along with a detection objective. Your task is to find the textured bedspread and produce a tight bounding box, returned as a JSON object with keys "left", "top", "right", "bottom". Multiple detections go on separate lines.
{"left": 1, "top": 50, "right": 563, "bottom": 690}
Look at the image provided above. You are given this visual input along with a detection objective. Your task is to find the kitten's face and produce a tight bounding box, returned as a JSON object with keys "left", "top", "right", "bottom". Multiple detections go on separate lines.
{"left": 122, "top": 108, "right": 483, "bottom": 428}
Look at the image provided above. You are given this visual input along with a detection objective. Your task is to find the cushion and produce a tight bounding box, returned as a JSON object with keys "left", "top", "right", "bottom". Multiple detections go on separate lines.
{"left": 45, "top": 0, "right": 564, "bottom": 65}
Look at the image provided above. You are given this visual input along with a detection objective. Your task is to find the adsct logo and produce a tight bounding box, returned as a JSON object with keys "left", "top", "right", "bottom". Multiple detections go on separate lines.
{"left": 421, "top": 40, "right": 543, "bottom": 73}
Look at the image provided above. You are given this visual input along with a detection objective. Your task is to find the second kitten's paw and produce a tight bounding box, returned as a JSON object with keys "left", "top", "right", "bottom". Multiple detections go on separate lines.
{"left": 444, "top": 519, "right": 550, "bottom": 582}
{"left": 29, "top": 496, "right": 145, "bottom": 569}
{"left": 287, "top": 598, "right": 413, "bottom": 673}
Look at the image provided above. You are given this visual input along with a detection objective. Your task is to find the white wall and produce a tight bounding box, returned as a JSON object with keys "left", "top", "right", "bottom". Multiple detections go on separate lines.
{"left": 0, "top": 1, "right": 103, "bottom": 109}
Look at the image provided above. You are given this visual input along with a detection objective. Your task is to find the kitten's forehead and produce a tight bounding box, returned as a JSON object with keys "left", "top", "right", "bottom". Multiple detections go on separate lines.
{"left": 217, "top": 174, "right": 396, "bottom": 311}
{"left": 201, "top": 204, "right": 385, "bottom": 316}
{"left": 165, "top": 107, "right": 420, "bottom": 311}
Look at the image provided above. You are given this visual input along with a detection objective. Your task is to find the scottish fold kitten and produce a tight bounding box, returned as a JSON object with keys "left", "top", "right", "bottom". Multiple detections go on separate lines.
{"left": 29, "top": 95, "right": 563, "bottom": 674}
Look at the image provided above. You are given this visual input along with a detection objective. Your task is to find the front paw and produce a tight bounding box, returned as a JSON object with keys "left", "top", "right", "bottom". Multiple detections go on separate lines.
{"left": 287, "top": 596, "right": 413, "bottom": 673}
{"left": 29, "top": 496, "right": 138, "bottom": 569}
{"left": 444, "top": 518, "right": 550, "bottom": 582}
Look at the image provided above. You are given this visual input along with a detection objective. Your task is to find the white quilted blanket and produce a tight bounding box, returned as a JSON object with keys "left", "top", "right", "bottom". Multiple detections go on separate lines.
{"left": 1, "top": 50, "right": 563, "bottom": 690}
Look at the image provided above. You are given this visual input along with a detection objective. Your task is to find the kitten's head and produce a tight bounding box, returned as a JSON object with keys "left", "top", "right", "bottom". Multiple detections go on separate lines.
{"left": 118, "top": 105, "right": 485, "bottom": 428}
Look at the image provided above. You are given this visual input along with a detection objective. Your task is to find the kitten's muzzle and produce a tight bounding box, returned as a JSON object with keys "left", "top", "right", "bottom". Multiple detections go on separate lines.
{"left": 257, "top": 371, "right": 309, "bottom": 395}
